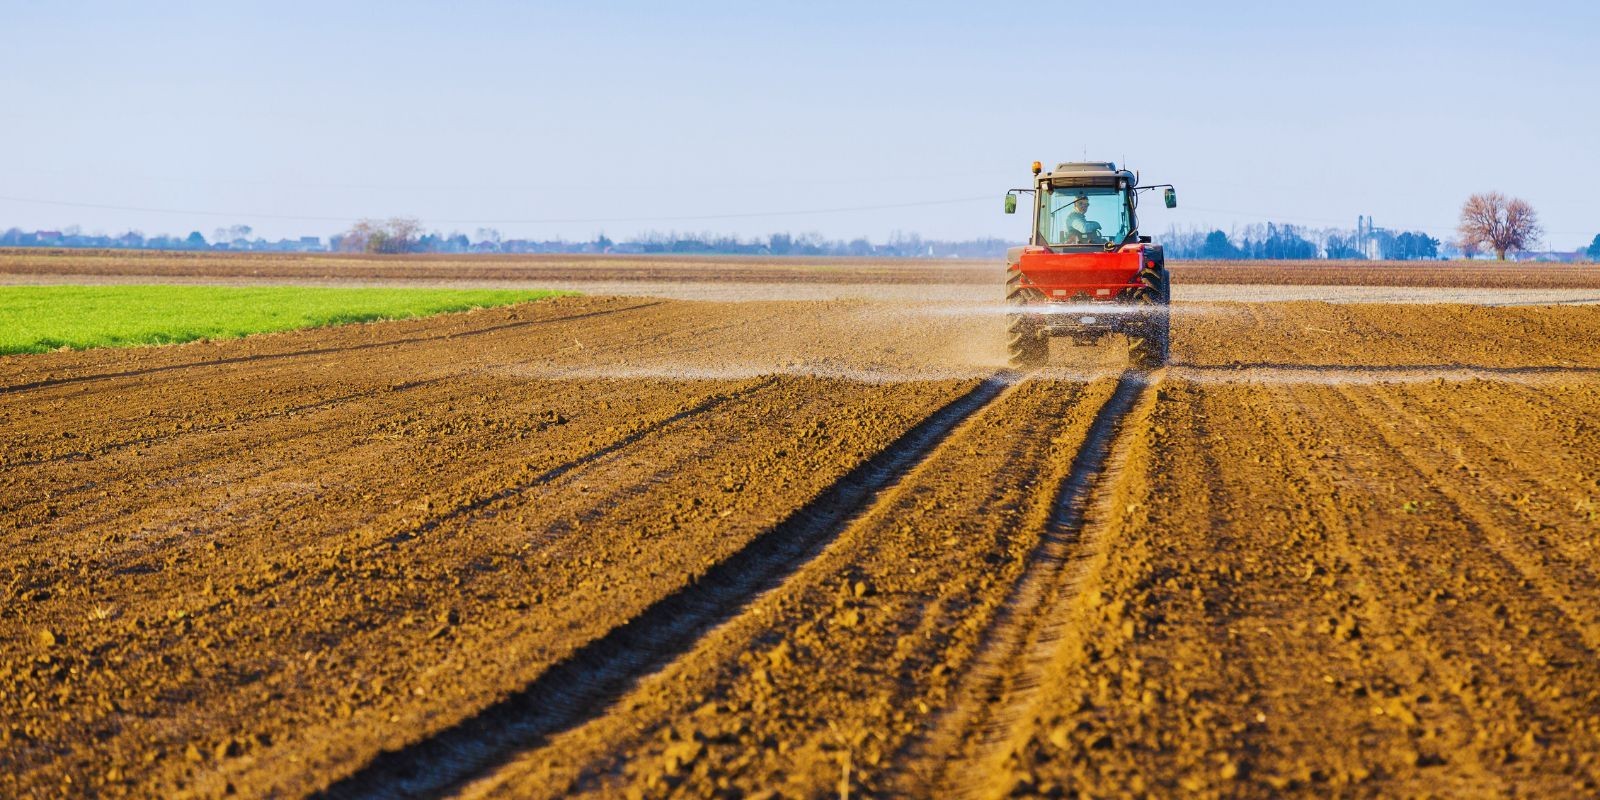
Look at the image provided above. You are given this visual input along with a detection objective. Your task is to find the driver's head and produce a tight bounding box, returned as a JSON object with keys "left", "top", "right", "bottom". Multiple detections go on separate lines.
{"left": 1074, "top": 195, "right": 1090, "bottom": 212}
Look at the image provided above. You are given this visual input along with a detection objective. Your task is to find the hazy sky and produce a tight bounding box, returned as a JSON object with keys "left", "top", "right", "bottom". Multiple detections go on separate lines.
{"left": 2, "top": 1, "right": 1596, "bottom": 248}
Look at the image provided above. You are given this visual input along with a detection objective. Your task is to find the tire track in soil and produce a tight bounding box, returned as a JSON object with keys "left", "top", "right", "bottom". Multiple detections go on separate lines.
{"left": 313, "top": 374, "right": 1014, "bottom": 800}
{"left": 5, "top": 377, "right": 970, "bottom": 799}
{"left": 440, "top": 376, "right": 1115, "bottom": 799}
{"left": 904, "top": 371, "right": 1151, "bottom": 798}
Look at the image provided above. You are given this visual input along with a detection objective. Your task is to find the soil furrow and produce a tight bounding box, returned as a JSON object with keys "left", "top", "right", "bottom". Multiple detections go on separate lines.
{"left": 1298, "top": 382, "right": 1600, "bottom": 793}
{"left": 445, "top": 376, "right": 1121, "bottom": 799}
{"left": 313, "top": 375, "right": 1011, "bottom": 799}
{"left": 361, "top": 376, "right": 784, "bottom": 548}
{"left": 4, "top": 376, "right": 974, "bottom": 799}
{"left": 1384, "top": 381, "right": 1600, "bottom": 574}
{"left": 1354, "top": 385, "right": 1600, "bottom": 653}
{"left": 3, "top": 377, "right": 737, "bottom": 551}
{"left": 909, "top": 372, "right": 1150, "bottom": 797}
{"left": 1246, "top": 382, "right": 1509, "bottom": 793}
{"left": 0, "top": 378, "right": 437, "bottom": 470}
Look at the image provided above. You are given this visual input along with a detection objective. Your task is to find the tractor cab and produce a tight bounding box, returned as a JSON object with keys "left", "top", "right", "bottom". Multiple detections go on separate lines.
{"left": 1032, "top": 162, "right": 1135, "bottom": 248}
{"left": 1037, "top": 183, "right": 1131, "bottom": 247}
{"left": 1005, "top": 161, "right": 1176, "bottom": 250}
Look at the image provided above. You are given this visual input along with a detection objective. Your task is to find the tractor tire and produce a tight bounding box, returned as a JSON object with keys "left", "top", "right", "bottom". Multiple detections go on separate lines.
{"left": 1006, "top": 266, "right": 1047, "bottom": 369}
{"left": 1131, "top": 265, "right": 1169, "bottom": 305}
{"left": 1128, "top": 264, "right": 1171, "bottom": 369}
{"left": 1129, "top": 311, "right": 1170, "bottom": 370}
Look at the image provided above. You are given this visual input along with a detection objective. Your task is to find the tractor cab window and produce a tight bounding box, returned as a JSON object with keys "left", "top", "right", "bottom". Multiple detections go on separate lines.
{"left": 1039, "top": 187, "right": 1131, "bottom": 246}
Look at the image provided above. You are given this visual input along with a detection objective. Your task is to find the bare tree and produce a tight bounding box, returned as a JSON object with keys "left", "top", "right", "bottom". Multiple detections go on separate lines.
{"left": 334, "top": 220, "right": 377, "bottom": 253}
{"left": 381, "top": 217, "right": 423, "bottom": 253}
{"left": 335, "top": 217, "right": 423, "bottom": 254}
{"left": 1458, "top": 192, "right": 1542, "bottom": 260}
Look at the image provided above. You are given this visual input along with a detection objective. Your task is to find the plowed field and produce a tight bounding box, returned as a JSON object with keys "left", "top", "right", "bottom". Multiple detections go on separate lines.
{"left": 7, "top": 249, "right": 1600, "bottom": 292}
{"left": 6, "top": 281, "right": 1600, "bottom": 798}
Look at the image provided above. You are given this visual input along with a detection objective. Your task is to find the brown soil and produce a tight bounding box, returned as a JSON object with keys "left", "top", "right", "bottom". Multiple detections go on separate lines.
{"left": 1175, "top": 301, "right": 1600, "bottom": 372}
{"left": 993, "top": 376, "right": 1600, "bottom": 797}
{"left": 0, "top": 250, "right": 992, "bottom": 286}
{"left": 6, "top": 278, "right": 1600, "bottom": 798}
{"left": 1175, "top": 260, "right": 1600, "bottom": 289}
{"left": 5, "top": 249, "right": 1600, "bottom": 290}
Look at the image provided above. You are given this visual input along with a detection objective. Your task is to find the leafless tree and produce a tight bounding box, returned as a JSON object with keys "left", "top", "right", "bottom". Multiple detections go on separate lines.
{"left": 1458, "top": 192, "right": 1542, "bottom": 260}
{"left": 380, "top": 217, "right": 423, "bottom": 253}
{"left": 335, "top": 220, "right": 378, "bottom": 253}
{"left": 335, "top": 217, "right": 424, "bottom": 254}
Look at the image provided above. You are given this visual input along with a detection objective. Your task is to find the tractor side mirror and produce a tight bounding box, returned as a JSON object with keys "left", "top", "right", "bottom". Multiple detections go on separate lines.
{"left": 1163, "top": 188, "right": 1177, "bottom": 209}
{"left": 1004, "top": 193, "right": 1017, "bottom": 214}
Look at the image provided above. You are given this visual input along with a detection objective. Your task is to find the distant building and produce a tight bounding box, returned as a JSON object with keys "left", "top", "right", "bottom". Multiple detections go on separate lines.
{"left": 1355, "top": 216, "right": 1388, "bottom": 260}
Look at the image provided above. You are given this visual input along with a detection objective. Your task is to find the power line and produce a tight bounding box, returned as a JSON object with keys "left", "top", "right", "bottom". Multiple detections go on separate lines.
{"left": 0, "top": 165, "right": 1016, "bottom": 194}
{"left": 438, "top": 196, "right": 996, "bottom": 225}
{"left": 0, "top": 193, "right": 994, "bottom": 226}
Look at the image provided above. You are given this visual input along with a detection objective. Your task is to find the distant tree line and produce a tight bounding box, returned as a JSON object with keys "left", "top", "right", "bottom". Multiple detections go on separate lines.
{"left": 0, "top": 225, "right": 323, "bottom": 252}
{"left": 323, "top": 220, "right": 1018, "bottom": 258}
{"left": 0, "top": 221, "right": 1012, "bottom": 258}
{"left": 5, "top": 216, "right": 1595, "bottom": 262}
{"left": 1160, "top": 223, "right": 1442, "bottom": 260}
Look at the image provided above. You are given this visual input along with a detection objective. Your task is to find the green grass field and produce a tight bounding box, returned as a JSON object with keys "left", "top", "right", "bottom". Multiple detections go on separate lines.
{"left": 0, "top": 285, "right": 573, "bottom": 354}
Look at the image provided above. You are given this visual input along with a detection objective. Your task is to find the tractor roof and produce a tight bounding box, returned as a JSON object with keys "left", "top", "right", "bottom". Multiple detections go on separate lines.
{"left": 1041, "top": 161, "right": 1135, "bottom": 188}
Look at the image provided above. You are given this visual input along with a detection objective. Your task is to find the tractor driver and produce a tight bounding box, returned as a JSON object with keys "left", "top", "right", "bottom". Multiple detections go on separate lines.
{"left": 1061, "top": 194, "right": 1102, "bottom": 244}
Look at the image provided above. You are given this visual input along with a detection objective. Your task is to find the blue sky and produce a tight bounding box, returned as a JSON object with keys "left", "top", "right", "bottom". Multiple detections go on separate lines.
{"left": 2, "top": 1, "right": 1596, "bottom": 248}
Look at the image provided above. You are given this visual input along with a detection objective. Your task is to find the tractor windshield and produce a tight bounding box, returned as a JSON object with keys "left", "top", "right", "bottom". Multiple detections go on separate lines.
{"left": 1039, "top": 187, "right": 1131, "bottom": 246}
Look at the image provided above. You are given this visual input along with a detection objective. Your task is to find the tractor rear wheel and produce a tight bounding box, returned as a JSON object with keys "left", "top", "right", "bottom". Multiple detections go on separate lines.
{"left": 1128, "top": 264, "right": 1170, "bottom": 370}
{"left": 1006, "top": 266, "right": 1047, "bottom": 369}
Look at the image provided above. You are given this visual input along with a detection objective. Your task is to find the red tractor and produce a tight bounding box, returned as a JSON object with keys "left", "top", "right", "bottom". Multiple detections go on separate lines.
{"left": 1003, "top": 161, "right": 1177, "bottom": 369}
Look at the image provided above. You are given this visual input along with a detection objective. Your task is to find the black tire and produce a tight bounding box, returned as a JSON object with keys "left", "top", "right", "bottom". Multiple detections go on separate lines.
{"left": 1128, "top": 264, "right": 1170, "bottom": 369}
{"left": 1006, "top": 265, "right": 1047, "bottom": 368}
{"left": 1129, "top": 311, "right": 1170, "bottom": 369}
{"left": 1131, "top": 265, "right": 1169, "bottom": 305}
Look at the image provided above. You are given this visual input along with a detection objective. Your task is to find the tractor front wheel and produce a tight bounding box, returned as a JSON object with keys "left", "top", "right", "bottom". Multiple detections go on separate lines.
{"left": 1006, "top": 266, "right": 1047, "bottom": 368}
{"left": 1129, "top": 311, "right": 1170, "bottom": 370}
{"left": 1128, "top": 264, "right": 1171, "bottom": 369}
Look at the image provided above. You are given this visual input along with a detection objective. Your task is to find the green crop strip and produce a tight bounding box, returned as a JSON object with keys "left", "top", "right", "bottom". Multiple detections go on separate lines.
{"left": 0, "top": 284, "right": 575, "bottom": 354}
